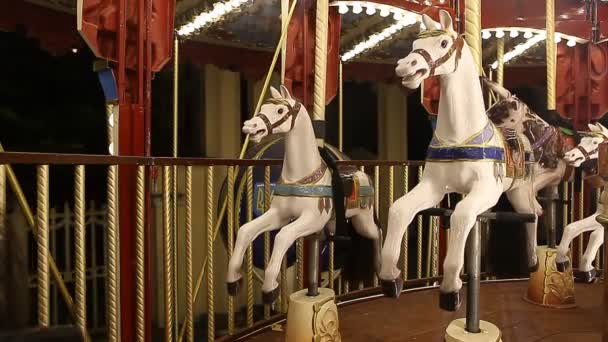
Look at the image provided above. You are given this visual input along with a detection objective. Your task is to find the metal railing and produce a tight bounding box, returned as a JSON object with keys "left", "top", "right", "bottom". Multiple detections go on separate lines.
{"left": 0, "top": 151, "right": 599, "bottom": 341}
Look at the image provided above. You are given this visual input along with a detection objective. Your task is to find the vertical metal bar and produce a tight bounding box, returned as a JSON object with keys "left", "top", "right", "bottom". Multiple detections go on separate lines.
{"left": 263, "top": 166, "right": 271, "bottom": 318}
{"left": 296, "top": 238, "right": 304, "bottom": 290}
{"left": 597, "top": 188, "right": 602, "bottom": 269}
{"left": 280, "top": 257, "right": 287, "bottom": 312}
{"left": 74, "top": 166, "right": 87, "bottom": 334}
{"left": 426, "top": 212, "right": 433, "bottom": 279}
{"left": 432, "top": 216, "right": 439, "bottom": 277}
{"left": 0, "top": 165, "right": 4, "bottom": 324}
{"left": 162, "top": 166, "right": 174, "bottom": 342}
{"left": 135, "top": 166, "right": 146, "bottom": 342}
{"left": 245, "top": 167, "right": 254, "bottom": 327}
{"left": 37, "top": 165, "right": 50, "bottom": 327}
{"left": 466, "top": 219, "right": 481, "bottom": 333}
{"left": 107, "top": 164, "right": 120, "bottom": 341}
{"left": 172, "top": 34, "right": 180, "bottom": 336}
{"left": 579, "top": 180, "right": 585, "bottom": 262}
{"left": 496, "top": 37, "right": 504, "bottom": 86}
{"left": 206, "top": 166, "right": 215, "bottom": 341}
{"left": 338, "top": 62, "right": 343, "bottom": 151}
{"left": 546, "top": 186, "right": 558, "bottom": 249}
{"left": 307, "top": 234, "right": 320, "bottom": 296}
{"left": 417, "top": 166, "right": 423, "bottom": 279}
{"left": 563, "top": 183, "right": 569, "bottom": 230}
{"left": 373, "top": 165, "right": 380, "bottom": 287}
{"left": 402, "top": 165, "right": 408, "bottom": 281}
{"left": 226, "top": 166, "right": 235, "bottom": 335}
{"left": 184, "top": 166, "right": 193, "bottom": 342}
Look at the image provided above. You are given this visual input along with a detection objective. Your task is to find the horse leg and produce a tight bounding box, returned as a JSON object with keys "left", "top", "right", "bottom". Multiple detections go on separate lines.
{"left": 379, "top": 181, "right": 443, "bottom": 297}
{"left": 440, "top": 182, "right": 502, "bottom": 311}
{"left": 226, "top": 208, "right": 286, "bottom": 295}
{"left": 351, "top": 207, "right": 382, "bottom": 273}
{"left": 506, "top": 185, "right": 540, "bottom": 272}
{"left": 262, "top": 213, "right": 328, "bottom": 303}
{"left": 575, "top": 226, "right": 603, "bottom": 283}
{"left": 555, "top": 213, "right": 600, "bottom": 272}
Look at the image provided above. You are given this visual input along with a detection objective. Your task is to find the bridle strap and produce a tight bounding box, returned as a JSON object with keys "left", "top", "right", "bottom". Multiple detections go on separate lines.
{"left": 411, "top": 36, "right": 464, "bottom": 77}
{"left": 576, "top": 145, "right": 595, "bottom": 161}
{"left": 256, "top": 101, "right": 302, "bottom": 134}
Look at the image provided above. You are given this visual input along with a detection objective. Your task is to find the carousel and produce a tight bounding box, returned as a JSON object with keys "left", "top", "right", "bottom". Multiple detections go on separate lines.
{"left": 0, "top": 0, "right": 608, "bottom": 342}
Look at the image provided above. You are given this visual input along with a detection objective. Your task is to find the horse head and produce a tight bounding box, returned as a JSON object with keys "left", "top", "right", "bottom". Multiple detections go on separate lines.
{"left": 242, "top": 85, "right": 303, "bottom": 143}
{"left": 395, "top": 10, "right": 464, "bottom": 89}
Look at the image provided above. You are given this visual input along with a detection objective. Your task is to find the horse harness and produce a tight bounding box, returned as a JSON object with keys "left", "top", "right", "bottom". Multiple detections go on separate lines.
{"left": 411, "top": 31, "right": 465, "bottom": 77}
{"left": 255, "top": 99, "right": 302, "bottom": 135}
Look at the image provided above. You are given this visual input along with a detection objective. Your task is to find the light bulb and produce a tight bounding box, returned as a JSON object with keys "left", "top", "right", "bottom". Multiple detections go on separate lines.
{"left": 482, "top": 30, "right": 491, "bottom": 40}
{"left": 567, "top": 39, "right": 576, "bottom": 47}
{"left": 393, "top": 11, "right": 403, "bottom": 20}
{"left": 555, "top": 33, "right": 562, "bottom": 43}
{"left": 338, "top": 3, "right": 349, "bottom": 14}
{"left": 495, "top": 29, "right": 505, "bottom": 38}
{"left": 380, "top": 7, "right": 390, "bottom": 17}
{"left": 366, "top": 5, "right": 376, "bottom": 15}
{"left": 523, "top": 30, "right": 533, "bottom": 39}
{"left": 510, "top": 30, "right": 519, "bottom": 38}
{"left": 352, "top": 3, "right": 362, "bottom": 13}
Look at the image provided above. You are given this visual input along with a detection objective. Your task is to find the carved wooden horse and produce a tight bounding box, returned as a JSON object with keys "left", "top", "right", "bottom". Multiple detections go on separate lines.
{"left": 226, "top": 86, "right": 381, "bottom": 302}
{"left": 379, "top": 10, "right": 538, "bottom": 311}
{"left": 483, "top": 78, "right": 578, "bottom": 203}
{"left": 555, "top": 123, "right": 608, "bottom": 283}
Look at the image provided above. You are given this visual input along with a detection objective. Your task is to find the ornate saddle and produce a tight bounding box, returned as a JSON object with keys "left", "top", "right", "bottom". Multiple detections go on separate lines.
{"left": 500, "top": 127, "right": 528, "bottom": 179}
{"left": 338, "top": 165, "right": 374, "bottom": 210}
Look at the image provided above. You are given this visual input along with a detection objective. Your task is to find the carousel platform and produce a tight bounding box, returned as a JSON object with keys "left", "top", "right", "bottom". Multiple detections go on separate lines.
{"left": 244, "top": 280, "right": 602, "bottom": 342}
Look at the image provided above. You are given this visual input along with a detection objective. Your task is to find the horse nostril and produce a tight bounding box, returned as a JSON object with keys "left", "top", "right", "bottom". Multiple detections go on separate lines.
{"left": 411, "top": 60, "right": 417, "bottom": 66}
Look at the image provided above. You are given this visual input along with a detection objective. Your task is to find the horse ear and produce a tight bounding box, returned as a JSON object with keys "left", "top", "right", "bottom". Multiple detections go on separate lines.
{"left": 270, "top": 86, "right": 281, "bottom": 99}
{"left": 597, "top": 123, "right": 608, "bottom": 137}
{"left": 422, "top": 14, "right": 439, "bottom": 31}
{"left": 438, "top": 10, "right": 454, "bottom": 32}
{"left": 588, "top": 123, "right": 599, "bottom": 132}
{"left": 279, "top": 85, "right": 293, "bottom": 100}
{"left": 483, "top": 78, "right": 511, "bottom": 100}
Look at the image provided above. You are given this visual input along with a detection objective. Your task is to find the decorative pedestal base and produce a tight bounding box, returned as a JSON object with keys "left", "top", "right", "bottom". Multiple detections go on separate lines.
{"left": 524, "top": 246, "right": 576, "bottom": 308}
{"left": 445, "top": 319, "right": 502, "bottom": 342}
{"left": 285, "top": 288, "right": 341, "bottom": 342}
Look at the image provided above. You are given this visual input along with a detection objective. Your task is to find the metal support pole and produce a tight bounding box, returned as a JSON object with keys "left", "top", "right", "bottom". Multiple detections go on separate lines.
{"left": 545, "top": 186, "right": 558, "bottom": 248}
{"left": 307, "top": 234, "right": 320, "bottom": 297}
{"left": 466, "top": 219, "right": 481, "bottom": 334}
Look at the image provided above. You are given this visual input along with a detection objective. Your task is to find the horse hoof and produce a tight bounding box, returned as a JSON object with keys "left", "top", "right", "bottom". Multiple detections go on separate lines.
{"left": 262, "top": 287, "right": 281, "bottom": 304}
{"left": 556, "top": 259, "right": 570, "bottom": 273}
{"left": 528, "top": 260, "right": 539, "bottom": 273}
{"left": 226, "top": 277, "right": 243, "bottom": 296}
{"left": 439, "top": 291, "right": 461, "bottom": 312}
{"left": 380, "top": 274, "right": 403, "bottom": 298}
{"left": 574, "top": 268, "right": 597, "bottom": 284}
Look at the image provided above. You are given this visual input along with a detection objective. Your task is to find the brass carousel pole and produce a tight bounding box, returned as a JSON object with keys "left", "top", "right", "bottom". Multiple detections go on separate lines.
{"left": 445, "top": 2, "right": 501, "bottom": 341}
{"left": 525, "top": 0, "right": 576, "bottom": 308}
{"left": 285, "top": 0, "right": 341, "bottom": 339}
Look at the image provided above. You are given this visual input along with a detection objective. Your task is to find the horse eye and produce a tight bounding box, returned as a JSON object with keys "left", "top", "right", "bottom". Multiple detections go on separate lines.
{"left": 278, "top": 108, "right": 284, "bottom": 114}
{"left": 441, "top": 40, "right": 448, "bottom": 48}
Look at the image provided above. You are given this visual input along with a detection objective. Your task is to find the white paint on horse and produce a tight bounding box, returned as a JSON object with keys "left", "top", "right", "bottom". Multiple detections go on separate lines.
{"left": 556, "top": 123, "right": 608, "bottom": 273}
{"left": 226, "top": 86, "right": 380, "bottom": 295}
{"left": 381, "top": 10, "right": 538, "bottom": 297}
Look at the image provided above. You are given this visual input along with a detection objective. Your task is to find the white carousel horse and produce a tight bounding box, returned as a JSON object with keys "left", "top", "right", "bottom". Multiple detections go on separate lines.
{"left": 225, "top": 85, "right": 381, "bottom": 302}
{"left": 379, "top": 10, "right": 538, "bottom": 311}
{"left": 554, "top": 123, "right": 608, "bottom": 283}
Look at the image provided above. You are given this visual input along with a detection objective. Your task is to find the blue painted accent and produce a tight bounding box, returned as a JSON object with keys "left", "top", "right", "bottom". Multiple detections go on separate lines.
{"left": 96, "top": 68, "right": 118, "bottom": 103}
{"left": 467, "top": 122, "right": 495, "bottom": 145}
{"left": 426, "top": 146, "right": 505, "bottom": 161}
{"left": 273, "top": 184, "right": 375, "bottom": 198}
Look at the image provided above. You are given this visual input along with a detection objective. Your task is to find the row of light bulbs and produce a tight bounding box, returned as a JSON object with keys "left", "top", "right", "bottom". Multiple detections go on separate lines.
{"left": 342, "top": 13, "right": 420, "bottom": 62}
{"left": 336, "top": 1, "right": 444, "bottom": 18}
{"left": 482, "top": 28, "right": 582, "bottom": 47}
{"left": 490, "top": 33, "right": 546, "bottom": 69}
{"left": 177, "top": 0, "right": 249, "bottom": 37}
